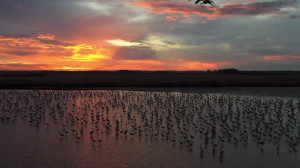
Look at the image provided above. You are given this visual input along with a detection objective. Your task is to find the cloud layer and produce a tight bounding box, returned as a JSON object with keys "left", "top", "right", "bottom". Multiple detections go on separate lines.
{"left": 0, "top": 0, "right": 299, "bottom": 70}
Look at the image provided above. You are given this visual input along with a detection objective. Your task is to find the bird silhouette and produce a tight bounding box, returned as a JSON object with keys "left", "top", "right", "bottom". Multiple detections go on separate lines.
{"left": 1, "top": 89, "right": 299, "bottom": 162}
{"left": 191, "top": 0, "right": 215, "bottom": 5}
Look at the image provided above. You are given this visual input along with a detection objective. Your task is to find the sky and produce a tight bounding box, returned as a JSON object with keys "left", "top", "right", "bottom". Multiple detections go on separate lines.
{"left": 0, "top": 0, "right": 299, "bottom": 71}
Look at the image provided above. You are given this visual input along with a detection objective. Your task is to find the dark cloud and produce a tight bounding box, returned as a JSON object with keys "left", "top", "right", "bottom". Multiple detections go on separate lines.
{"left": 4, "top": 51, "right": 37, "bottom": 56}
{"left": 131, "top": 0, "right": 298, "bottom": 20}
{"left": 0, "top": 0, "right": 151, "bottom": 43}
{"left": 37, "top": 39, "right": 75, "bottom": 46}
{"left": 114, "top": 46, "right": 157, "bottom": 60}
{"left": 0, "top": 62, "right": 49, "bottom": 70}
{"left": 235, "top": 58, "right": 300, "bottom": 71}
{"left": 288, "top": 14, "right": 300, "bottom": 19}
{"left": 0, "top": 31, "right": 38, "bottom": 38}
{"left": 0, "top": 33, "right": 75, "bottom": 46}
{"left": 218, "top": 2, "right": 297, "bottom": 15}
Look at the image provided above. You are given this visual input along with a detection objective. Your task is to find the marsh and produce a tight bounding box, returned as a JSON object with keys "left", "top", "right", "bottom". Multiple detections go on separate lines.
{"left": 0, "top": 88, "right": 299, "bottom": 168}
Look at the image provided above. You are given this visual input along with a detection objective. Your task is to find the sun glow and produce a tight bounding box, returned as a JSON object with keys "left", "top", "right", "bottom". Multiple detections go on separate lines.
{"left": 106, "top": 39, "right": 142, "bottom": 47}
{"left": 0, "top": 34, "right": 110, "bottom": 63}
{"left": 53, "top": 66, "right": 92, "bottom": 71}
{"left": 0, "top": 33, "right": 230, "bottom": 71}
{"left": 63, "top": 44, "right": 109, "bottom": 62}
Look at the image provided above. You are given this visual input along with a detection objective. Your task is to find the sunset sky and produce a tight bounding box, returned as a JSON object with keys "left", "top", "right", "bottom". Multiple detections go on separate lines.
{"left": 0, "top": 0, "right": 299, "bottom": 71}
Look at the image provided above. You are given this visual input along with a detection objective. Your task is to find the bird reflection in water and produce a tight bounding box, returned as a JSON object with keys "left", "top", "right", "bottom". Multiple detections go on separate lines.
{"left": 0, "top": 90, "right": 299, "bottom": 161}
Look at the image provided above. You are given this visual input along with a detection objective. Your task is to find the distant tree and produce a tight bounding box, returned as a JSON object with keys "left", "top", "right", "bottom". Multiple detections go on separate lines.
{"left": 217, "top": 68, "right": 239, "bottom": 74}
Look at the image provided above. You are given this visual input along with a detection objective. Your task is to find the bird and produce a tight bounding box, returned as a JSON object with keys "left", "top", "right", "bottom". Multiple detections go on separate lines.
{"left": 1, "top": 88, "right": 299, "bottom": 163}
{"left": 191, "top": 0, "right": 215, "bottom": 5}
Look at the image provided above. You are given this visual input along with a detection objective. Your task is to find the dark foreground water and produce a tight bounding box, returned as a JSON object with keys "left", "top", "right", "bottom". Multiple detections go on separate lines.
{"left": 0, "top": 88, "right": 299, "bottom": 168}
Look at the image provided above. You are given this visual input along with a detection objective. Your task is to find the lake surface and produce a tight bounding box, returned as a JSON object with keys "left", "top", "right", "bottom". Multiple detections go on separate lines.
{"left": 0, "top": 88, "right": 299, "bottom": 168}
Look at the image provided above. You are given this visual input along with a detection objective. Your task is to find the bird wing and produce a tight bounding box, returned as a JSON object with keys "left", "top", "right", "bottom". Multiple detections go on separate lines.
{"left": 195, "top": 0, "right": 203, "bottom": 4}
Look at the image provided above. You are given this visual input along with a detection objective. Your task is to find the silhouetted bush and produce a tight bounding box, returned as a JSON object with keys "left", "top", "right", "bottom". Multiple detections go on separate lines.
{"left": 217, "top": 68, "right": 239, "bottom": 74}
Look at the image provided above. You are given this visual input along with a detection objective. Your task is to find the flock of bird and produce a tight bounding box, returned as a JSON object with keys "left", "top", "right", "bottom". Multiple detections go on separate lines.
{"left": 0, "top": 90, "right": 299, "bottom": 160}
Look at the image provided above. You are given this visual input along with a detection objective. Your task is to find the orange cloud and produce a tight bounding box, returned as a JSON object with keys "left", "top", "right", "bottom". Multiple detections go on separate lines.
{"left": 166, "top": 14, "right": 181, "bottom": 21}
{"left": 264, "top": 55, "right": 300, "bottom": 60}
{"left": 0, "top": 33, "right": 235, "bottom": 71}
{"left": 62, "top": 45, "right": 109, "bottom": 62}
{"left": 0, "top": 34, "right": 109, "bottom": 62}
{"left": 97, "top": 59, "right": 234, "bottom": 71}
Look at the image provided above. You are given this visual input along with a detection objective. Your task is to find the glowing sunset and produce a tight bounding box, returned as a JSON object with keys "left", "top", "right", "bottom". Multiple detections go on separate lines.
{"left": 1, "top": 0, "right": 299, "bottom": 71}
{"left": 1, "top": 1, "right": 300, "bottom": 168}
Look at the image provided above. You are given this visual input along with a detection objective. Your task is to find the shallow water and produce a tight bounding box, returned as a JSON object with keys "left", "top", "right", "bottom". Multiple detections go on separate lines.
{"left": 0, "top": 88, "right": 299, "bottom": 168}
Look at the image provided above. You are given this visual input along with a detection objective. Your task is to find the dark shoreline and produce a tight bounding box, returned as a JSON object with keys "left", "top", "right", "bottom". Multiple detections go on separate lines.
{"left": 0, "top": 71, "right": 300, "bottom": 89}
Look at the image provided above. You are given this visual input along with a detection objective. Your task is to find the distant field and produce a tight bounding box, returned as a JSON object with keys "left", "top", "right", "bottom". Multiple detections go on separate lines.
{"left": 0, "top": 71, "right": 300, "bottom": 88}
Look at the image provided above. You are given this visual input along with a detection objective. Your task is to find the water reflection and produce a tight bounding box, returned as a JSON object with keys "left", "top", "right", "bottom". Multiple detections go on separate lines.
{"left": 0, "top": 90, "right": 299, "bottom": 168}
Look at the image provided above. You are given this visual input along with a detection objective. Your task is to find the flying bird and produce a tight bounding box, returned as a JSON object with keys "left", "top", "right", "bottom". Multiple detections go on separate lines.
{"left": 189, "top": 0, "right": 215, "bottom": 5}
